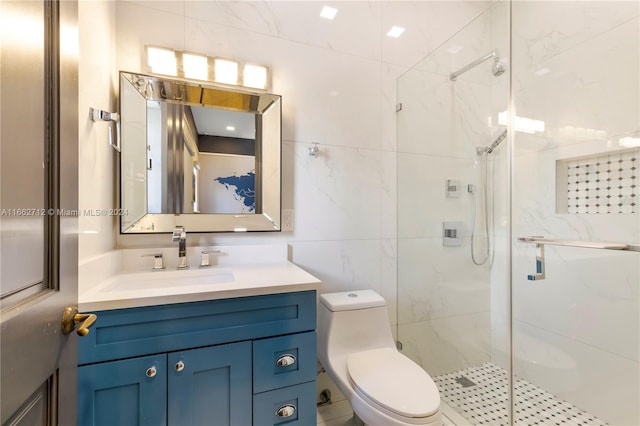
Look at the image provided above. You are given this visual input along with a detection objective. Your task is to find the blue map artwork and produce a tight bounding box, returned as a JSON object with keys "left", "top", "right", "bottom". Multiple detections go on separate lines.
{"left": 214, "top": 171, "right": 256, "bottom": 212}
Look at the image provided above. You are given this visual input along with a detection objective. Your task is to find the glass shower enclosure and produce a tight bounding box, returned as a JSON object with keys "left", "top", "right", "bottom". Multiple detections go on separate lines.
{"left": 396, "top": 1, "right": 639, "bottom": 425}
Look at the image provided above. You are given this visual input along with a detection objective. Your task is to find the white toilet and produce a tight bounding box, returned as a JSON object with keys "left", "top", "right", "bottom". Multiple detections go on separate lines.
{"left": 318, "top": 290, "right": 442, "bottom": 426}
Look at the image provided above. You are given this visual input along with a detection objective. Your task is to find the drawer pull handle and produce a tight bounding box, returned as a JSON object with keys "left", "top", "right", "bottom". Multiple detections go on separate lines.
{"left": 145, "top": 366, "right": 157, "bottom": 378}
{"left": 174, "top": 360, "right": 185, "bottom": 372}
{"left": 276, "top": 354, "right": 296, "bottom": 367}
{"left": 275, "top": 404, "right": 296, "bottom": 418}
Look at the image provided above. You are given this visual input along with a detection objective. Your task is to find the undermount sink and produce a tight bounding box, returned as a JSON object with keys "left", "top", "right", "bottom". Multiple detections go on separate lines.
{"left": 103, "top": 267, "right": 235, "bottom": 292}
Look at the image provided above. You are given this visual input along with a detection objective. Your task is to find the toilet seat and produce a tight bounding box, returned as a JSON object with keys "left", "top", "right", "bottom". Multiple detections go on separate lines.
{"left": 347, "top": 348, "right": 440, "bottom": 421}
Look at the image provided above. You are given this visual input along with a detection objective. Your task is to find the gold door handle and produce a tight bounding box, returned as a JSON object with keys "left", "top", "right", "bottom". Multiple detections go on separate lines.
{"left": 62, "top": 306, "right": 98, "bottom": 336}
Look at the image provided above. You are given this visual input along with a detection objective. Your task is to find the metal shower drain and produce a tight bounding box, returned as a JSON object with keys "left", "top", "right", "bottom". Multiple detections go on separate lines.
{"left": 455, "top": 376, "right": 476, "bottom": 388}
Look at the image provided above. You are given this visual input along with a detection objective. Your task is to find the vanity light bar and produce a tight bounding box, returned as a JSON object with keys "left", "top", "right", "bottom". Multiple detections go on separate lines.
{"left": 146, "top": 46, "right": 177, "bottom": 76}
{"left": 145, "top": 45, "right": 270, "bottom": 91}
{"left": 182, "top": 52, "right": 208, "bottom": 80}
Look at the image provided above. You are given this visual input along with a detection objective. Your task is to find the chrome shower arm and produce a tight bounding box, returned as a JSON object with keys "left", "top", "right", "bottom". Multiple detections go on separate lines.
{"left": 450, "top": 49, "right": 499, "bottom": 81}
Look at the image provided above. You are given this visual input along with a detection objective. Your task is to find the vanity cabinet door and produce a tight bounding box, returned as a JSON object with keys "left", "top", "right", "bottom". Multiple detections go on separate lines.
{"left": 167, "top": 341, "right": 252, "bottom": 426}
{"left": 78, "top": 354, "right": 167, "bottom": 426}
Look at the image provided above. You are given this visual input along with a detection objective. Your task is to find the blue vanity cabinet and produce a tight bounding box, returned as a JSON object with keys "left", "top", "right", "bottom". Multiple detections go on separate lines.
{"left": 78, "top": 290, "right": 317, "bottom": 426}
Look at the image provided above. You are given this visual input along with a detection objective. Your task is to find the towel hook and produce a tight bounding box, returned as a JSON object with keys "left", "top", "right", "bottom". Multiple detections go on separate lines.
{"left": 89, "top": 108, "right": 120, "bottom": 152}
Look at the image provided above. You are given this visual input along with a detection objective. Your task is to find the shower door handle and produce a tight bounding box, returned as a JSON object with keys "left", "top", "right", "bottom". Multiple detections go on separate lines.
{"left": 518, "top": 236, "right": 640, "bottom": 281}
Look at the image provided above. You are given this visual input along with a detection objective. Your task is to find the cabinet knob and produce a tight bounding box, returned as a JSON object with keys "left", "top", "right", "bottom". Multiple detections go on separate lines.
{"left": 275, "top": 404, "right": 296, "bottom": 418}
{"left": 276, "top": 354, "right": 296, "bottom": 367}
{"left": 145, "top": 366, "right": 157, "bottom": 378}
{"left": 174, "top": 360, "right": 185, "bottom": 372}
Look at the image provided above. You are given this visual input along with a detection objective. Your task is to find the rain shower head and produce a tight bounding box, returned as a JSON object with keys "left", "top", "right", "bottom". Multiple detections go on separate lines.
{"left": 450, "top": 49, "right": 506, "bottom": 81}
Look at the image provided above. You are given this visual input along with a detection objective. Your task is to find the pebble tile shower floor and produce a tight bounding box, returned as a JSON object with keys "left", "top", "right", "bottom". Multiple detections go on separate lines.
{"left": 433, "top": 363, "right": 607, "bottom": 426}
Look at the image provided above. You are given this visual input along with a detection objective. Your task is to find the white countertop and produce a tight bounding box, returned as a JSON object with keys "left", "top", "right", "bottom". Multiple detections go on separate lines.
{"left": 80, "top": 262, "right": 321, "bottom": 311}
{"left": 79, "top": 244, "right": 321, "bottom": 312}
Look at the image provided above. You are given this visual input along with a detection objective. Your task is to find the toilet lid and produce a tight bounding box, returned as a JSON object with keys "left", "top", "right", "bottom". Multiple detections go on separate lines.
{"left": 347, "top": 348, "right": 440, "bottom": 419}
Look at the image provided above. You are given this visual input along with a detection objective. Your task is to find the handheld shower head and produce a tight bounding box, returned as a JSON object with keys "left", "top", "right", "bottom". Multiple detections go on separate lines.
{"left": 487, "top": 129, "right": 507, "bottom": 153}
{"left": 476, "top": 129, "right": 507, "bottom": 155}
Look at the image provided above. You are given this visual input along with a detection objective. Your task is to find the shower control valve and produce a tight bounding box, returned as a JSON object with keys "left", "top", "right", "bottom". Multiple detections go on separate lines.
{"left": 445, "top": 179, "right": 462, "bottom": 198}
{"left": 443, "top": 221, "right": 464, "bottom": 247}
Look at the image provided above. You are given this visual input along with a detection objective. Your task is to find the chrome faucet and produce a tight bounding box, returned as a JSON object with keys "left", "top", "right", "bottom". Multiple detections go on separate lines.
{"left": 172, "top": 226, "right": 188, "bottom": 269}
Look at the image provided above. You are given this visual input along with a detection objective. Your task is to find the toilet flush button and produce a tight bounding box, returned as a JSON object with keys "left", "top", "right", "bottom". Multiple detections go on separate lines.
{"left": 348, "top": 293, "right": 358, "bottom": 298}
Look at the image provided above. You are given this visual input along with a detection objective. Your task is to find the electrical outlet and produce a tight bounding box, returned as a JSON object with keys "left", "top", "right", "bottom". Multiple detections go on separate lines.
{"left": 281, "top": 209, "right": 294, "bottom": 231}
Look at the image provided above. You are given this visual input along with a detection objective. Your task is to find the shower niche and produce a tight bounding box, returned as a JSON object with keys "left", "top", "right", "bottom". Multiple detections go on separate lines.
{"left": 556, "top": 149, "right": 639, "bottom": 214}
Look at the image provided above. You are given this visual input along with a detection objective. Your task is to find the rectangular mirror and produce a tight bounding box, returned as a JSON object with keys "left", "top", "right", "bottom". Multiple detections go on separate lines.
{"left": 119, "top": 71, "right": 281, "bottom": 233}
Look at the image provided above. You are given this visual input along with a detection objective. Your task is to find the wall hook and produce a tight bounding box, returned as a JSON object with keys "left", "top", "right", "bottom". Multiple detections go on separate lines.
{"left": 308, "top": 143, "right": 319, "bottom": 157}
{"left": 89, "top": 107, "right": 121, "bottom": 152}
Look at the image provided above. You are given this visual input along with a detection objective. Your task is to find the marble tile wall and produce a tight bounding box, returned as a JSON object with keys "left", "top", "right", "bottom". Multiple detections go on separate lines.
{"left": 506, "top": 2, "right": 640, "bottom": 424}
{"left": 108, "top": 1, "right": 491, "bottom": 326}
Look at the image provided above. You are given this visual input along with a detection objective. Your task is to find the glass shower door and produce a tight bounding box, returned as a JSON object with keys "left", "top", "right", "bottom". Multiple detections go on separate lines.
{"left": 510, "top": 2, "right": 640, "bottom": 425}
{"left": 396, "top": 1, "right": 512, "bottom": 424}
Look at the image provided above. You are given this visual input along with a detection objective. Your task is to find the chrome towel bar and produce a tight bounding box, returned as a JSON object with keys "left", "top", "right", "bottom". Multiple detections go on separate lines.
{"left": 517, "top": 236, "right": 640, "bottom": 281}
{"left": 517, "top": 236, "right": 640, "bottom": 252}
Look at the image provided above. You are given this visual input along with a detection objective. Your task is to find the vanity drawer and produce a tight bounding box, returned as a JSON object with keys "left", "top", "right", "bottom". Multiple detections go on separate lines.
{"left": 79, "top": 291, "right": 316, "bottom": 365}
{"left": 252, "top": 331, "right": 316, "bottom": 393}
{"left": 252, "top": 381, "right": 316, "bottom": 426}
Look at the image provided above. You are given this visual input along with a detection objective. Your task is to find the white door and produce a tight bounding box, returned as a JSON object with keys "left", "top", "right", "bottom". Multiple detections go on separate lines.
{"left": 1, "top": 1, "right": 80, "bottom": 424}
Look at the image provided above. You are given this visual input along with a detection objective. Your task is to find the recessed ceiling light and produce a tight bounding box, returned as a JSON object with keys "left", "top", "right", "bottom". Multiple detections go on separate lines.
{"left": 386, "top": 26, "right": 405, "bottom": 38}
{"left": 226, "top": 126, "right": 235, "bottom": 131}
{"left": 320, "top": 6, "right": 338, "bottom": 20}
{"left": 447, "top": 44, "right": 464, "bottom": 54}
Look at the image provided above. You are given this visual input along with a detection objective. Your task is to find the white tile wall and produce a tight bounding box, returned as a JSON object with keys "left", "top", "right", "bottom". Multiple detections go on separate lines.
{"left": 108, "top": 1, "right": 492, "bottom": 325}
{"left": 78, "top": 1, "right": 117, "bottom": 266}
{"left": 398, "top": 237, "right": 490, "bottom": 324}
{"left": 508, "top": 2, "right": 640, "bottom": 424}
{"left": 399, "top": 312, "right": 492, "bottom": 377}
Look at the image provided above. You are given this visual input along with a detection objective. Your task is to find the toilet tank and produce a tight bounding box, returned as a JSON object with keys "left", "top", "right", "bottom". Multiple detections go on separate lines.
{"left": 318, "top": 290, "right": 396, "bottom": 360}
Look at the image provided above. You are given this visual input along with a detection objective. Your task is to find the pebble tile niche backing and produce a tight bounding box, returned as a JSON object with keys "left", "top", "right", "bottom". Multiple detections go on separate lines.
{"left": 563, "top": 149, "right": 638, "bottom": 214}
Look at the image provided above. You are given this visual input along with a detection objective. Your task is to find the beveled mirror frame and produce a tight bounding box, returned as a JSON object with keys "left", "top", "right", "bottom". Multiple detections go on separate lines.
{"left": 119, "top": 71, "right": 281, "bottom": 233}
